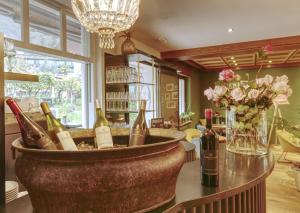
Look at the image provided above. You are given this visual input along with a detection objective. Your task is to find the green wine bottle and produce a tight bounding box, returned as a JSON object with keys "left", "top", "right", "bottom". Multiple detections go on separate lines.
{"left": 93, "top": 99, "right": 113, "bottom": 149}
{"left": 40, "top": 102, "right": 78, "bottom": 151}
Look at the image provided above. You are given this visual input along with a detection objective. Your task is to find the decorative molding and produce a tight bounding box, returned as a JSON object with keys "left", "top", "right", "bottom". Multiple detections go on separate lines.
{"left": 161, "top": 35, "right": 300, "bottom": 60}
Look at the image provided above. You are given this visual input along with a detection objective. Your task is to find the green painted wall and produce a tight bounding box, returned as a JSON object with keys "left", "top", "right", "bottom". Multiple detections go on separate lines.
{"left": 188, "top": 69, "right": 202, "bottom": 127}
{"left": 199, "top": 67, "right": 300, "bottom": 125}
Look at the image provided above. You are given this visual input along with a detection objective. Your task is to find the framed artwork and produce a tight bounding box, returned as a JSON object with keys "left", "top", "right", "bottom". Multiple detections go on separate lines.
{"left": 166, "top": 101, "right": 176, "bottom": 109}
{"left": 165, "top": 93, "right": 171, "bottom": 101}
{"left": 166, "top": 83, "right": 174, "bottom": 91}
{"left": 174, "top": 84, "right": 178, "bottom": 91}
{"left": 172, "top": 91, "right": 178, "bottom": 100}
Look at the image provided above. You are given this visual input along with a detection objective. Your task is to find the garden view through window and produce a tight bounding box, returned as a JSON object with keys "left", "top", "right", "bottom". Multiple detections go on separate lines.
{"left": 5, "top": 50, "right": 87, "bottom": 127}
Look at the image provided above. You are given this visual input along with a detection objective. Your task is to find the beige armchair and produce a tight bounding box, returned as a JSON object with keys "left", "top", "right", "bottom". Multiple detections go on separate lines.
{"left": 276, "top": 130, "right": 300, "bottom": 163}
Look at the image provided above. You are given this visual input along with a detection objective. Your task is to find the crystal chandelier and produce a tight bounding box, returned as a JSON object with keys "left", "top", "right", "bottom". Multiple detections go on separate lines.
{"left": 71, "top": 0, "right": 140, "bottom": 49}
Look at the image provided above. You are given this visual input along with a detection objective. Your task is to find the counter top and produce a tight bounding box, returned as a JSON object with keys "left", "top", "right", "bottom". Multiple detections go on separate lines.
{"left": 166, "top": 145, "right": 274, "bottom": 212}
{"left": 3, "top": 144, "right": 274, "bottom": 213}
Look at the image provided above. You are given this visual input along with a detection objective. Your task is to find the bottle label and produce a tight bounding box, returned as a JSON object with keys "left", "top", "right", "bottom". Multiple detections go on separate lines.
{"left": 203, "top": 150, "right": 218, "bottom": 175}
{"left": 129, "top": 129, "right": 146, "bottom": 146}
{"left": 56, "top": 131, "right": 78, "bottom": 151}
{"left": 95, "top": 126, "right": 114, "bottom": 149}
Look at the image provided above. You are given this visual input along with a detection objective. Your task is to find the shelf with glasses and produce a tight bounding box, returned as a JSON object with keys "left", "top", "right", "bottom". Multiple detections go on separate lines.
{"left": 105, "top": 53, "right": 158, "bottom": 127}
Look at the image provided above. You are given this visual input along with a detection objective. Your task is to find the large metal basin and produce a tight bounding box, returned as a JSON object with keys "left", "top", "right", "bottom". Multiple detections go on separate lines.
{"left": 12, "top": 128, "right": 186, "bottom": 213}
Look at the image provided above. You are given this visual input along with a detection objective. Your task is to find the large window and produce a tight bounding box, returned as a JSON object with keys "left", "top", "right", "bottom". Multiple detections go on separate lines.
{"left": 5, "top": 50, "right": 88, "bottom": 127}
{"left": 66, "top": 15, "right": 90, "bottom": 57}
{"left": 0, "top": 0, "right": 93, "bottom": 60}
{"left": 29, "top": 0, "right": 61, "bottom": 49}
{"left": 0, "top": 0, "right": 22, "bottom": 40}
{"left": 0, "top": 0, "right": 94, "bottom": 127}
{"left": 179, "top": 78, "right": 186, "bottom": 115}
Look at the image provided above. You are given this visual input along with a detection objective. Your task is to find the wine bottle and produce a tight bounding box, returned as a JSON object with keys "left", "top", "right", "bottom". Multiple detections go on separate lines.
{"left": 93, "top": 99, "right": 113, "bottom": 149}
{"left": 201, "top": 108, "right": 219, "bottom": 186}
{"left": 40, "top": 102, "right": 78, "bottom": 151}
{"left": 129, "top": 100, "right": 148, "bottom": 146}
{"left": 6, "top": 98, "right": 57, "bottom": 150}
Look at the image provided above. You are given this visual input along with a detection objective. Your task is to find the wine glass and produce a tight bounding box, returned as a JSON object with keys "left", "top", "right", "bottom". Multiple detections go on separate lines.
{"left": 4, "top": 39, "right": 16, "bottom": 72}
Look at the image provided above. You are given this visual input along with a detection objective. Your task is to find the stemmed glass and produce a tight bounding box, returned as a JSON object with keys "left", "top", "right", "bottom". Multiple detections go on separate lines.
{"left": 4, "top": 39, "right": 16, "bottom": 72}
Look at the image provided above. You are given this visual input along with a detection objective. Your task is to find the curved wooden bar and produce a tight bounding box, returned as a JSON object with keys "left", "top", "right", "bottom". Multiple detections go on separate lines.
{"left": 4, "top": 144, "right": 274, "bottom": 213}
{"left": 163, "top": 144, "right": 274, "bottom": 213}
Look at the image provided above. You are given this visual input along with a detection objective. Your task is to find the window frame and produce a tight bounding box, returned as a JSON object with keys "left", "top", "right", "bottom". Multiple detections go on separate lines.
{"left": 7, "top": 0, "right": 95, "bottom": 63}
{"left": 0, "top": 0, "right": 96, "bottom": 128}
{"left": 65, "top": 12, "right": 91, "bottom": 57}
{"left": 179, "top": 76, "right": 187, "bottom": 115}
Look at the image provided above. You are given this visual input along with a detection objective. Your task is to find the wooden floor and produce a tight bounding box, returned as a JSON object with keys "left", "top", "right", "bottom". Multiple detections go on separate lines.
{"left": 266, "top": 145, "right": 300, "bottom": 213}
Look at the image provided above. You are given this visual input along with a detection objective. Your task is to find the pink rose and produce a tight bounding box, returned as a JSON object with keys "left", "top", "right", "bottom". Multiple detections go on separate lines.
{"left": 214, "top": 85, "right": 227, "bottom": 97}
{"left": 272, "top": 81, "right": 290, "bottom": 94}
{"left": 256, "top": 74, "right": 273, "bottom": 87}
{"left": 219, "top": 69, "right": 235, "bottom": 81}
{"left": 248, "top": 89, "right": 260, "bottom": 99}
{"left": 263, "top": 44, "right": 272, "bottom": 53}
{"left": 275, "top": 75, "right": 288, "bottom": 84}
{"left": 204, "top": 87, "right": 215, "bottom": 100}
{"left": 231, "top": 88, "right": 245, "bottom": 101}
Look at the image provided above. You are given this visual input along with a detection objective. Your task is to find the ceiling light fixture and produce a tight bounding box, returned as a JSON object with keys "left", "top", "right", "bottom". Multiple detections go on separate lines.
{"left": 72, "top": 0, "right": 140, "bottom": 49}
{"left": 233, "top": 60, "right": 236, "bottom": 63}
{"left": 230, "top": 57, "right": 234, "bottom": 60}
{"left": 234, "top": 63, "right": 238, "bottom": 66}
{"left": 228, "top": 28, "right": 233, "bottom": 33}
{"left": 268, "top": 60, "right": 273, "bottom": 63}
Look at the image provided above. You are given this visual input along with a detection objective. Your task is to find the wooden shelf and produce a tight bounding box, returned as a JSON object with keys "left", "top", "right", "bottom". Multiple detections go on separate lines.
{"left": 4, "top": 72, "right": 39, "bottom": 82}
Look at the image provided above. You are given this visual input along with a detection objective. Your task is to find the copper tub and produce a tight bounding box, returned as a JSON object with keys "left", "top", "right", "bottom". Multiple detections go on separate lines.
{"left": 12, "top": 128, "right": 186, "bottom": 213}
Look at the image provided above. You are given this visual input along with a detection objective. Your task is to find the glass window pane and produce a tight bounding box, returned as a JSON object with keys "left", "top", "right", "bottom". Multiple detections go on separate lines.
{"left": 179, "top": 78, "right": 186, "bottom": 115}
{"left": 0, "top": 0, "right": 22, "bottom": 40}
{"left": 29, "top": 0, "right": 61, "bottom": 49}
{"left": 66, "top": 15, "right": 90, "bottom": 57}
{"left": 5, "top": 50, "right": 88, "bottom": 127}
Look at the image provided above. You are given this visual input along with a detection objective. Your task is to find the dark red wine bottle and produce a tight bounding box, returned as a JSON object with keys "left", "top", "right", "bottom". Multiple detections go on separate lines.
{"left": 201, "top": 108, "right": 219, "bottom": 186}
{"left": 6, "top": 98, "right": 57, "bottom": 150}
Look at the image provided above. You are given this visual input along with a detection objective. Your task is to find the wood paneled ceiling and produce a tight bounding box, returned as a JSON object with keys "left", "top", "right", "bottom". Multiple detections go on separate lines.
{"left": 161, "top": 35, "right": 300, "bottom": 71}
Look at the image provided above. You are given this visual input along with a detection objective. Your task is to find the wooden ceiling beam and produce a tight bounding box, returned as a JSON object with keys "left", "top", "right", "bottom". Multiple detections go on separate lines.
{"left": 283, "top": 49, "right": 298, "bottom": 63}
{"left": 203, "top": 62, "right": 300, "bottom": 72}
{"left": 220, "top": 56, "right": 231, "bottom": 68}
{"left": 161, "top": 35, "right": 300, "bottom": 60}
{"left": 183, "top": 60, "right": 206, "bottom": 70}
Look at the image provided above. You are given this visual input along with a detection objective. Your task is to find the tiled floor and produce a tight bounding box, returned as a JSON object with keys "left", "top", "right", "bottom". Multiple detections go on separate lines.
{"left": 266, "top": 145, "right": 300, "bottom": 213}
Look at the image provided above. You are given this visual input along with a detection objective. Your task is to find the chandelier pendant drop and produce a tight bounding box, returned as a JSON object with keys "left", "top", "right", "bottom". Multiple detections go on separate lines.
{"left": 71, "top": 0, "right": 140, "bottom": 49}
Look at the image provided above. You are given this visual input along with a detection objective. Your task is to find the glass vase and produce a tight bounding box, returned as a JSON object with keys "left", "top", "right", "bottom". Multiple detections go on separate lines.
{"left": 226, "top": 107, "right": 268, "bottom": 155}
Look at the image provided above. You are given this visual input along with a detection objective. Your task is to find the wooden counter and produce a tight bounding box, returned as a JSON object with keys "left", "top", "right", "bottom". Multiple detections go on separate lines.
{"left": 3, "top": 144, "right": 274, "bottom": 213}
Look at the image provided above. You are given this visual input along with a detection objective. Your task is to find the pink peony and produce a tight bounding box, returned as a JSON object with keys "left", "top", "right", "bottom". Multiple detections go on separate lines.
{"left": 275, "top": 75, "right": 288, "bottom": 84}
{"left": 256, "top": 74, "right": 273, "bottom": 87}
{"left": 248, "top": 89, "right": 260, "bottom": 99}
{"left": 219, "top": 69, "right": 235, "bottom": 81}
{"left": 263, "top": 43, "right": 272, "bottom": 53}
{"left": 204, "top": 87, "right": 215, "bottom": 100}
{"left": 272, "top": 81, "right": 291, "bottom": 94}
{"left": 214, "top": 85, "right": 228, "bottom": 97}
{"left": 231, "top": 88, "right": 245, "bottom": 101}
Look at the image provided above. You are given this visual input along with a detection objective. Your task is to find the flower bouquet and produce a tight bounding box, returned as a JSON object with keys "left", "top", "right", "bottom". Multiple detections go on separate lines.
{"left": 204, "top": 56, "right": 292, "bottom": 155}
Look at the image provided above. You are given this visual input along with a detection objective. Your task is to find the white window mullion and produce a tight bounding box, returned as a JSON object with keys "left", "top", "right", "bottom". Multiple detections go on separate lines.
{"left": 61, "top": 9, "right": 67, "bottom": 52}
